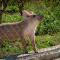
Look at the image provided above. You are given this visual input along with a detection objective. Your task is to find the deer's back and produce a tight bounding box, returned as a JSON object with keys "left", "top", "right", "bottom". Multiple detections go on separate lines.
{"left": 0, "top": 23, "right": 22, "bottom": 42}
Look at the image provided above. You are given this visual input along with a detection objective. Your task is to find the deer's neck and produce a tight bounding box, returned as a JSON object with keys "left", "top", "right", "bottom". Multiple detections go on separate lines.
{"left": 23, "top": 19, "right": 40, "bottom": 35}
{"left": 31, "top": 20, "right": 39, "bottom": 33}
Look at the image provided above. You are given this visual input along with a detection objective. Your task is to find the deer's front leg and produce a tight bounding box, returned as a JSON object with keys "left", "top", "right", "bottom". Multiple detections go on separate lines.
{"left": 30, "top": 34, "right": 38, "bottom": 53}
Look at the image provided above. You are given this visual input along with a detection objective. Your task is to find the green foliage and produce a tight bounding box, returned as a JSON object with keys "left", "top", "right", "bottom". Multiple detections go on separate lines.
{"left": 0, "top": 41, "right": 23, "bottom": 58}
{"left": 36, "top": 32, "right": 60, "bottom": 48}
{"left": 37, "top": 5, "right": 60, "bottom": 35}
{"left": 2, "top": 13, "right": 23, "bottom": 23}
{"left": 6, "top": 5, "right": 19, "bottom": 12}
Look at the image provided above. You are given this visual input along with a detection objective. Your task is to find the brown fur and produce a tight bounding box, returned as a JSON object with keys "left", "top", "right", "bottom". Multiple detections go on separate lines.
{"left": 0, "top": 10, "right": 43, "bottom": 53}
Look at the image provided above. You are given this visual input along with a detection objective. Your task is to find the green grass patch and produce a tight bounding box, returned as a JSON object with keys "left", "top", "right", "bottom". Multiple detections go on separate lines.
{"left": 2, "top": 13, "right": 23, "bottom": 23}
{"left": 36, "top": 32, "right": 60, "bottom": 48}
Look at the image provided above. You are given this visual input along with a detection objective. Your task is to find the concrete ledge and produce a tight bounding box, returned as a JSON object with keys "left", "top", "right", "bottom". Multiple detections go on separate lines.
{"left": 1, "top": 45, "right": 60, "bottom": 60}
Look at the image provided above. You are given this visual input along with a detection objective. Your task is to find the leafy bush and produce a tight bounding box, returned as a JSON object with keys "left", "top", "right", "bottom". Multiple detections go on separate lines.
{"left": 36, "top": 32, "right": 60, "bottom": 48}
{"left": 2, "top": 13, "right": 23, "bottom": 23}
{"left": 6, "top": 5, "right": 19, "bottom": 12}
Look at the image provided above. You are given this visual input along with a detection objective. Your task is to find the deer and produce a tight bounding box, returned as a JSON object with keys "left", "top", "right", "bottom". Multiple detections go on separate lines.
{"left": 0, "top": 10, "right": 43, "bottom": 53}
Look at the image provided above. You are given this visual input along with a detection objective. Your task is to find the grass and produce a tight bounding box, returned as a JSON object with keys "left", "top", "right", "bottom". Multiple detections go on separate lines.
{"left": 2, "top": 13, "right": 22, "bottom": 23}
{"left": 36, "top": 32, "right": 60, "bottom": 48}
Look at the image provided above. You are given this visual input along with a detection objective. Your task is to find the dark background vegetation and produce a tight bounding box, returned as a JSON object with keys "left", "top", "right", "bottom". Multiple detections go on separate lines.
{"left": 0, "top": 0, "right": 60, "bottom": 58}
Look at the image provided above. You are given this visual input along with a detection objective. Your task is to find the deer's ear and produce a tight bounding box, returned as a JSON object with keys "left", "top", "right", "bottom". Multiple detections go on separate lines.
{"left": 22, "top": 10, "right": 34, "bottom": 17}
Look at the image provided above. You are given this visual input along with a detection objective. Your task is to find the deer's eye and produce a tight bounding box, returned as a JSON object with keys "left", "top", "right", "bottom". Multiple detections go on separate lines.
{"left": 33, "top": 15, "right": 36, "bottom": 17}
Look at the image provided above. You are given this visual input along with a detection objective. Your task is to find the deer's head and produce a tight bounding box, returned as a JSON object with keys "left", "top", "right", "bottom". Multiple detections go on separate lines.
{"left": 22, "top": 10, "right": 43, "bottom": 21}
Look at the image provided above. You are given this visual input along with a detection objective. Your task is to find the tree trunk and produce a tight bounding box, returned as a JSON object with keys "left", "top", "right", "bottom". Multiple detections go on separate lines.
{"left": 17, "top": 0, "right": 24, "bottom": 16}
{"left": 2, "top": 0, "right": 9, "bottom": 10}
